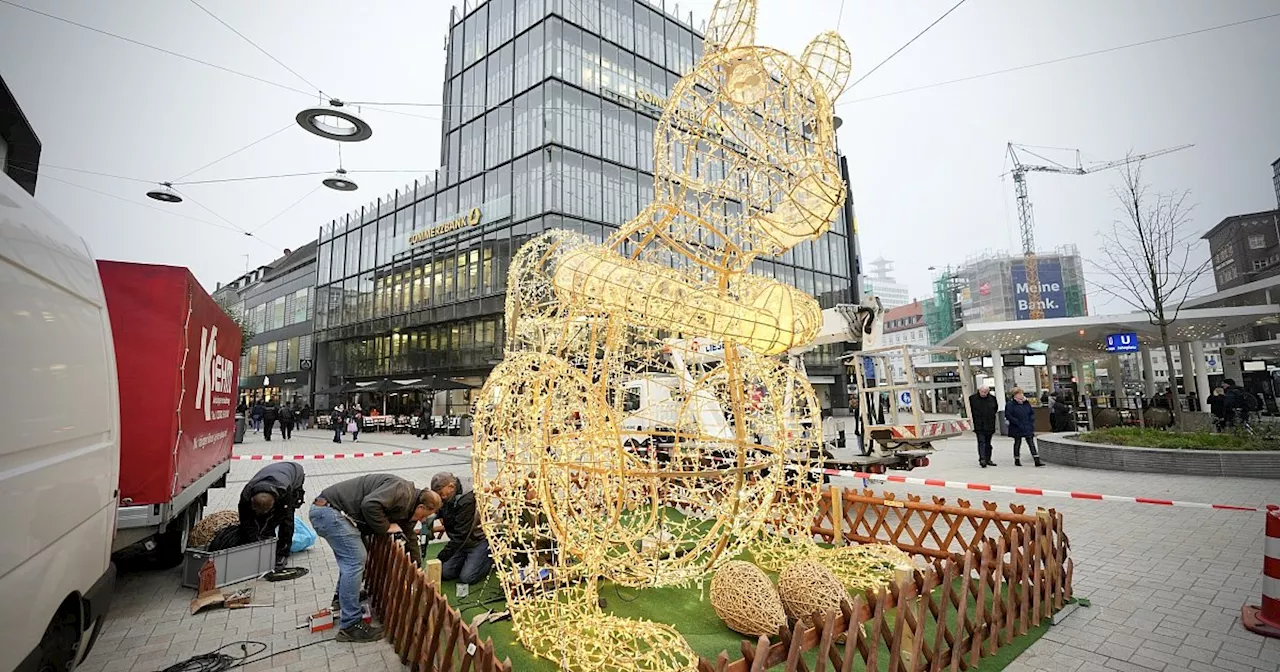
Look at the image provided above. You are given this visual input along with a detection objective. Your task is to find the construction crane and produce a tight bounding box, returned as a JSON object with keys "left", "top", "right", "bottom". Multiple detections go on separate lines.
{"left": 1006, "top": 142, "right": 1193, "bottom": 319}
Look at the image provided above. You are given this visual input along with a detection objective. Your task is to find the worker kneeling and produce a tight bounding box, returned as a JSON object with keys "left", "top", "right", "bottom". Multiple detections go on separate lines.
{"left": 238, "top": 461, "right": 306, "bottom": 569}
{"left": 310, "top": 474, "right": 441, "bottom": 643}
{"left": 430, "top": 472, "right": 493, "bottom": 585}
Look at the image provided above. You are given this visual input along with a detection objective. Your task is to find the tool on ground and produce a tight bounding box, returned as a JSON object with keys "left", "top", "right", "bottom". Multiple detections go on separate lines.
{"left": 190, "top": 559, "right": 259, "bottom": 614}
{"left": 300, "top": 604, "right": 373, "bottom": 632}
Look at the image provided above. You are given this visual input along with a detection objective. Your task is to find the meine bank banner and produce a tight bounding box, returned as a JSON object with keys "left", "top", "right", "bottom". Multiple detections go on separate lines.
{"left": 1011, "top": 259, "right": 1067, "bottom": 320}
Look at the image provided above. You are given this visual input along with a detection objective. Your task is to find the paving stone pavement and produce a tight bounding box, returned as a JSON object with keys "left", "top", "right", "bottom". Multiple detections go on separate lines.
{"left": 81, "top": 427, "right": 1280, "bottom": 672}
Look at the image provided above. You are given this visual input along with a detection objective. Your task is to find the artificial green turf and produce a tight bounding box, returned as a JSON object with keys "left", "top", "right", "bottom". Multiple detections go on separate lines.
{"left": 423, "top": 544, "right": 1051, "bottom": 671}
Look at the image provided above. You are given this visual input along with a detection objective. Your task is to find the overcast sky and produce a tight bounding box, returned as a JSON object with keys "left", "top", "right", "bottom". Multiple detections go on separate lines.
{"left": 2, "top": 0, "right": 1277, "bottom": 312}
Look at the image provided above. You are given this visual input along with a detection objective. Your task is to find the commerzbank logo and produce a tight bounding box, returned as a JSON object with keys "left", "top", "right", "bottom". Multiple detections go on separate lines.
{"left": 196, "top": 325, "right": 234, "bottom": 421}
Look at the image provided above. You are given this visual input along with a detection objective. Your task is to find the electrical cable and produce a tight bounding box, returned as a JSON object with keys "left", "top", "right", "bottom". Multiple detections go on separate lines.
{"left": 0, "top": 0, "right": 313, "bottom": 98}
{"left": 175, "top": 123, "right": 295, "bottom": 182}
{"left": 150, "top": 638, "right": 333, "bottom": 672}
{"left": 848, "top": 0, "right": 969, "bottom": 90}
{"left": 841, "top": 11, "right": 1280, "bottom": 105}
{"left": 187, "top": 0, "right": 323, "bottom": 94}
{"left": 153, "top": 640, "right": 266, "bottom": 672}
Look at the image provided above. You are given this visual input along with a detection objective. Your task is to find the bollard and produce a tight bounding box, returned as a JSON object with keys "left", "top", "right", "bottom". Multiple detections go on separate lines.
{"left": 1241, "top": 504, "right": 1280, "bottom": 638}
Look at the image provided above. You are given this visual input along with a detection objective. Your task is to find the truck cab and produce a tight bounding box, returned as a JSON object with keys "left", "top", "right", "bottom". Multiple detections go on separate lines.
{"left": 0, "top": 174, "right": 118, "bottom": 672}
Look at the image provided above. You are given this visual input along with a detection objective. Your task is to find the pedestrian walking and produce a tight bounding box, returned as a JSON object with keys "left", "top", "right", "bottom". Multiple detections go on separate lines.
{"left": 262, "top": 400, "right": 279, "bottom": 441}
{"left": 237, "top": 461, "right": 305, "bottom": 569}
{"left": 1004, "top": 387, "right": 1043, "bottom": 467}
{"left": 279, "top": 404, "right": 295, "bottom": 440}
{"left": 300, "top": 404, "right": 313, "bottom": 430}
{"left": 968, "top": 386, "right": 999, "bottom": 467}
{"left": 418, "top": 406, "right": 433, "bottom": 440}
{"left": 250, "top": 400, "right": 264, "bottom": 433}
{"left": 331, "top": 405, "right": 345, "bottom": 444}
{"left": 309, "top": 474, "right": 440, "bottom": 643}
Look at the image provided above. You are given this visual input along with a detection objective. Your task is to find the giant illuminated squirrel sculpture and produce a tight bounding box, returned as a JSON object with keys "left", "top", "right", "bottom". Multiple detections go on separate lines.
{"left": 471, "top": 1, "right": 863, "bottom": 669}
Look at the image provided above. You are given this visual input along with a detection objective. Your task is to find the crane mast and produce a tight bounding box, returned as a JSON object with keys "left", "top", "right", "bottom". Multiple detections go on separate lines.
{"left": 1005, "top": 142, "right": 1192, "bottom": 321}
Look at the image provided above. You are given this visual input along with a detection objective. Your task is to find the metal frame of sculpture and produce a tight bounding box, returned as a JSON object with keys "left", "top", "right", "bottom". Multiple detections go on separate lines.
{"left": 471, "top": 2, "right": 904, "bottom": 669}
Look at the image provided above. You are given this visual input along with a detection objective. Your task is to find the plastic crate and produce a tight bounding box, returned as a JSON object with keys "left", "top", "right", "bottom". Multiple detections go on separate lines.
{"left": 181, "top": 537, "right": 275, "bottom": 589}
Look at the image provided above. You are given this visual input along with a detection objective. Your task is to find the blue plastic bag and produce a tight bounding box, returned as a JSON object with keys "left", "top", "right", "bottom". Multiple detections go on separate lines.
{"left": 291, "top": 515, "right": 316, "bottom": 553}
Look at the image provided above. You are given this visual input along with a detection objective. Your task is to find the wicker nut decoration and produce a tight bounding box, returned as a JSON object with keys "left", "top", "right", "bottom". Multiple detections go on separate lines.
{"left": 710, "top": 561, "right": 787, "bottom": 636}
{"left": 189, "top": 510, "right": 239, "bottom": 548}
{"left": 778, "top": 560, "right": 846, "bottom": 626}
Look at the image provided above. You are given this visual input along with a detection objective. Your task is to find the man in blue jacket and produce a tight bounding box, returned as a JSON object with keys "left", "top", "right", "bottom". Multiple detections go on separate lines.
{"left": 1004, "top": 387, "right": 1044, "bottom": 467}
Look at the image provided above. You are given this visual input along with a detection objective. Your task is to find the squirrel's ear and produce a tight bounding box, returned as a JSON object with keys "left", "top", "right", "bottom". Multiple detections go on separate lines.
{"left": 801, "top": 32, "right": 852, "bottom": 103}
{"left": 704, "top": 0, "right": 756, "bottom": 54}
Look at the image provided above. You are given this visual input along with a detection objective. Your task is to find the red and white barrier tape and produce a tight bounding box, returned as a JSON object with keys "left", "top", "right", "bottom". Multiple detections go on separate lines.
{"left": 820, "top": 467, "right": 1264, "bottom": 512}
{"left": 231, "top": 445, "right": 1265, "bottom": 513}
{"left": 232, "top": 444, "right": 472, "bottom": 461}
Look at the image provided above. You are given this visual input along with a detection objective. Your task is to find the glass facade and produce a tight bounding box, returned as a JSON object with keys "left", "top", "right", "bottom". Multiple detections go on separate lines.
{"left": 313, "top": 0, "right": 860, "bottom": 405}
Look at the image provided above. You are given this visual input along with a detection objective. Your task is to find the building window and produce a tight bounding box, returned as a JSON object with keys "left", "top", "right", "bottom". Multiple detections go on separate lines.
{"left": 1254, "top": 258, "right": 1270, "bottom": 272}
{"left": 1249, "top": 234, "right": 1267, "bottom": 249}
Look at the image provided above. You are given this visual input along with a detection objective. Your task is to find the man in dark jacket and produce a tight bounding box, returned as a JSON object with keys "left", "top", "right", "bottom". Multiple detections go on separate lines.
{"left": 262, "top": 401, "right": 279, "bottom": 441}
{"left": 1222, "top": 379, "right": 1254, "bottom": 428}
{"left": 1004, "top": 387, "right": 1044, "bottom": 467}
{"left": 430, "top": 472, "right": 492, "bottom": 585}
{"left": 309, "top": 474, "right": 441, "bottom": 643}
{"left": 968, "top": 386, "right": 999, "bottom": 467}
{"left": 279, "top": 404, "right": 295, "bottom": 440}
{"left": 330, "top": 405, "right": 345, "bottom": 444}
{"left": 237, "top": 461, "right": 305, "bottom": 568}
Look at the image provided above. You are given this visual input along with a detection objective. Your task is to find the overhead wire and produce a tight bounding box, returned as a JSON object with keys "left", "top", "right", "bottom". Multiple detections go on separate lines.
{"left": 173, "top": 171, "right": 332, "bottom": 186}
{"left": 841, "top": 11, "right": 1280, "bottom": 105}
{"left": 175, "top": 123, "right": 295, "bottom": 182}
{"left": 175, "top": 189, "right": 279, "bottom": 251}
{"left": 26, "top": 163, "right": 156, "bottom": 184}
{"left": 0, "top": 0, "right": 313, "bottom": 98}
{"left": 186, "top": 0, "right": 323, "bottom": 94}
{"left": 248, "top": 184, "right": 323, "bottom": 235}
{"left": 848, "top": 0, "right": 969, "bottom": 90}
{"left": 4, "top": 164, "right": 244, "bottom": 234}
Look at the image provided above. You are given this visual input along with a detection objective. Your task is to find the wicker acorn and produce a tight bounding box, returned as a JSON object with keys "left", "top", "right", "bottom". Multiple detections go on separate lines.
{"left": 778, "top": 560, "right": 845, "bottom": 626}
{"left": 710, "top": 561, "right": 787, "bottom": 636}
{"left": 189, "top": 510, "right": 239, "bottom": 548}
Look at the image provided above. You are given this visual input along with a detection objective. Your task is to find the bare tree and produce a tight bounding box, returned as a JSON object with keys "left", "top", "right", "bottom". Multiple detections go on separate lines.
{"left": 1091, "top": 156, "right": 1211, "bottom": 426}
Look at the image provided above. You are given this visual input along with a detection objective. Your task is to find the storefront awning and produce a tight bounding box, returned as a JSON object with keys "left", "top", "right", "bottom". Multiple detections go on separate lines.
{"left": 936, "top": 305, "right": 1278, "bottom": 358}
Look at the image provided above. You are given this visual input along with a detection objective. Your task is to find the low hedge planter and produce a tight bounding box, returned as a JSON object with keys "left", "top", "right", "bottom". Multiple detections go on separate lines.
{"left": 1037, "top": 433, "right": 1280, "bottom": 478}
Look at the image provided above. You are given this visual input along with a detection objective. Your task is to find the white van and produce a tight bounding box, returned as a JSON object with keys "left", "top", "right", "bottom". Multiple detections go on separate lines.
{"left": 0, "top": 174, "right": 118, "bottom": 671}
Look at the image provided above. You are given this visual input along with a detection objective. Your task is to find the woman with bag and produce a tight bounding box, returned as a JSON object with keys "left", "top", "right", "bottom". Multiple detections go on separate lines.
{"left": 348, "top": 412, "right": 362, "bottom": 442}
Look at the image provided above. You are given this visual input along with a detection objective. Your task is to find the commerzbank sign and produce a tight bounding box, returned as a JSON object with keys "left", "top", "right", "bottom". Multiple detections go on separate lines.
{"left": 409, "top": 208, "right": 480, "bottom": 246}
{"left": 403, "top": 195, "right": 511, "bottom": 247}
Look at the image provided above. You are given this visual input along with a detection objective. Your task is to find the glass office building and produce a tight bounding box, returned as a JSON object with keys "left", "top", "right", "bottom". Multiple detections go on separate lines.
{"left": 312, "top": 0, "right": 862, "bottom": 413}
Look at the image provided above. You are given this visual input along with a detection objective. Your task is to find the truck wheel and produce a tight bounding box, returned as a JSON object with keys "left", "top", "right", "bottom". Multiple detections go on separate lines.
{"left": 36, "top": 602, "right": 80, "bottom": 672}
{"left": 152, "top": 506, "right": 195, "bottom": 569}
{"left": 152, "top": 525, "right": 185, "bottom": 569}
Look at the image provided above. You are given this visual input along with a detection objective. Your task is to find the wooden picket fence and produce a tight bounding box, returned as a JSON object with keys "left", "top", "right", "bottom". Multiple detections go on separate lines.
{"left": 697, "top": 487, "right": 1073, "bottom": 672}
{"left": 364, "top": 536, "right": 511, "bottom": 672}
{"left": 361, "top": 487, "right": 1070, "bottom": 672}
{"left": 812, "top": 486, "right": 1069, "bottom": 571}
